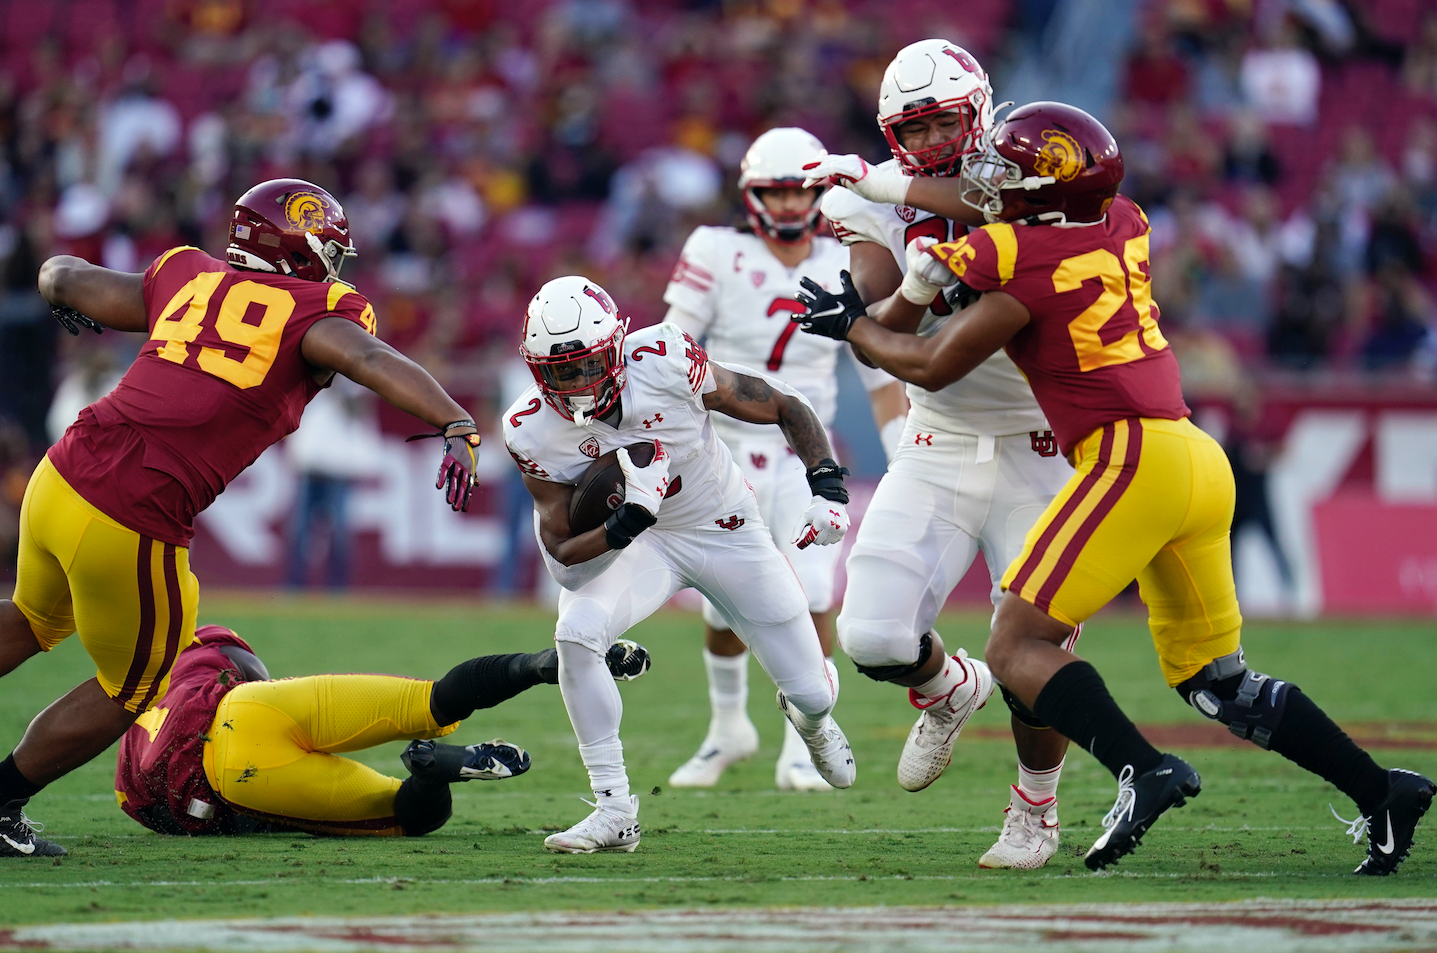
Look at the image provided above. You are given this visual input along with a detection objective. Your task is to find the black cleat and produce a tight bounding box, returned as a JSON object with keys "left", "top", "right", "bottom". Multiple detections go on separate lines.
{"left": 1084, "top": 754, "right": 1201, "bottom": 871}
{"left": 402, "top": 739, "right": 532, "bottom": 782}
{"left": 606, "top": 639, "right": 650, "bottom": 681}
{"left": 1345, "top": 769, "right": 1435, "bottom": 876}
{"left": 0, "top": 801, "right": 66, "bottom": 858}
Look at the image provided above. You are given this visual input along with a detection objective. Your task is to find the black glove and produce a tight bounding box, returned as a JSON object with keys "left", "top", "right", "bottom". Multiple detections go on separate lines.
{"left": 793, "top": 269, "right": 865, "bottom": 341}
{"left": 52, "top": 303, "right": 103, "bottom": 336}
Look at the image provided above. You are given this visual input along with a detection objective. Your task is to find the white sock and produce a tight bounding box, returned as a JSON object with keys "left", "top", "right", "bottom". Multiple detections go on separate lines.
{"left": 595, "top": 790, "right": 636, "bottom": 814}
{"left": 557, "top": 640, "right": 629, "bottom": 800}
{"left": 704, "top": 648, "right": 749, "bottom": 725}
{"left": 1018, "top": 758, "right": 1063, "bottom": 802}
{"left": 912, "top": 652, "right": 972, "bottom": 709}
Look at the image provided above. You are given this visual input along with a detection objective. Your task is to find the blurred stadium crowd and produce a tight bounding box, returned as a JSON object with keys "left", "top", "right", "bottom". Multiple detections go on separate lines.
{"left": 0, "top": 0, "right": 1434, "bottom": 576}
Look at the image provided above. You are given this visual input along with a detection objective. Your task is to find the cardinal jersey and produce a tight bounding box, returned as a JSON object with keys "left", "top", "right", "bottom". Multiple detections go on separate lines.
{"left": 663, "top": 226, "right": 893, "bottom": 441}
{"left": 503, "top": 322, "right": 753, "bottom": 532}
{"left": 929, "top": 196, "right": 1189, "bottom": 458}
{"left": 47, "top": 246, "right": 377, "bottom": 545}
{"left": 115, "top": 624, "right": 253, "bottom": 835}
{"left": 821, "top": 165, "right": 1048, "bottom": 437}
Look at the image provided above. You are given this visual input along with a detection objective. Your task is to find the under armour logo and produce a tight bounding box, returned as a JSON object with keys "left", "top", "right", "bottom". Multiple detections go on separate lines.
{"left": 714, "top": 515, "right": 745, "bottom": 531}
{"left": 643, "top": 413, "right": 664, "bottom": 429}
{"left": 915, "top": 433, "right": 933, "bottom": 446}
{"left": 750, "top": 453, "right": 767, "bottom": 469}
{"left": 1030, "top": 430, "right": 1058, "bottom": 457}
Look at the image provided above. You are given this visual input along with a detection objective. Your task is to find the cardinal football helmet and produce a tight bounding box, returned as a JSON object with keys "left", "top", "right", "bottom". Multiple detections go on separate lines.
{"left": 739, "top": 127, "right": 828, "bottom": 244}
{"left": 520, "top": 276, "right": 629, "bottom": 427}
{"left": 227, "top": 178, "right": 356, "bottom": 283}
{"left": 960, "top": 101, "right": 1124, "bottom": 225}
{"left": 878, "top": 39, "right": 994, "bottom": 177}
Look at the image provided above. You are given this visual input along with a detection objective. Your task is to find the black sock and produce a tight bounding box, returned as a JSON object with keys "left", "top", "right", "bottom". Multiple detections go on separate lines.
{"left": 392, "top": 776, "right": 452, "bottom": 837}
{"left": 429, "top": 653, "right": 550, "bottom": 725}
{"left": 1033, "top": 661, "right": 1164, "bottom": 779}
{"left": 0, "top": 754, "right": 43, "bottom": 807}
{"left": 1268, "top": 688, "right": 1390, "bottom": 815}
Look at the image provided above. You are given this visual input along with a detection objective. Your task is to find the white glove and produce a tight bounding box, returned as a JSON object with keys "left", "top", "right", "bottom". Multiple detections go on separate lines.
{"left": 899, "top": 236, "right": 952, "bottom": 305}
{"left": 617, "top": 441, "right": 672, "bottom": 517}
{"left": 802, "top": 154, "right": 911, "bottom": 207}
{"left": 793, "top": 496, "right": 849, "bottom": 550}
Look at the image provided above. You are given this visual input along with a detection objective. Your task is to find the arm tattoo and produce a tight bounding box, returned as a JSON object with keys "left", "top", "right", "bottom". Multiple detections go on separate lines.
{"left": 776, "top": 396, "right": 832, "bottom": 469}
{"left": 732, "top": 374, "right": 773, "bottom": 403}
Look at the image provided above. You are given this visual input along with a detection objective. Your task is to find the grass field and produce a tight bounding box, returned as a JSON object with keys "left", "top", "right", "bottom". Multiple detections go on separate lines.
{"left": 1, "top": 594, "right": 1434, "bottom": 929}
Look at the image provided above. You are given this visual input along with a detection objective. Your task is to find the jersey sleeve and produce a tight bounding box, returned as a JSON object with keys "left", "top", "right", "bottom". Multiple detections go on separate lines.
{"left": 632, "top": 323, "right": 709, "bottom": 405}
{"left": 318, "top": 284, "right": 378, "bottom": 336}
{"left": 820, "top": 187, "right": 888, "bottom": 247}
{"left": 141, "top": 246, "right": 206, "bottom": 324}
{"left": 501, "top": 394, "right": 558, "bottom": 482}
{"left": 928, "top": 222, "right": 1018, "bottom": 294}
{"left": 663, "top": 227, "right": 721, "bottom": 331}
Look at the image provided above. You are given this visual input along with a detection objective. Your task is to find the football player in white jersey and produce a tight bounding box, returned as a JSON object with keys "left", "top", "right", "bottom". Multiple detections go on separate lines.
{"left": 661, "top": 128, "right": 910, "bottom": 792}
{"left": 503, "top": 276, "right": 856, "bottom": 853}
{"left": 797, "top": 39, "right": 1082, "bottom": 869}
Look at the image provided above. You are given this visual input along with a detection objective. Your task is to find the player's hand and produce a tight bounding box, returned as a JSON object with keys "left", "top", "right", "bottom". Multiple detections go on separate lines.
{"left": 897, "top": 236, "right": 953, "bottom": 306}
{"left": 606, "top": 638, "right": 651, "bottom": 681}
{"left": 436, "top": 427, "right": 481, "bottom": 512}
{"left": 802, "top": 154, "right": 911, "bottom": 206}
{"left": 793, "top": 496, "right": 849, "bottom": 549}
{"left": 793, "top": 270, "right": 865, "bottom": 341}
{"left": 51, "top": 303, "right": 103, "bottom": 336}
{"left": 617, "top": 440, "right": 671, "bottom": 517}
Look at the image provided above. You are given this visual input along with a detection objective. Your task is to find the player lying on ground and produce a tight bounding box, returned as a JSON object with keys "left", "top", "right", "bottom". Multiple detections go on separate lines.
{"left": 807, "top": 39, "right": 1081, "bottom": 869}
{"left": 0, "top": 178, "right": 482, "bottom": 857}
{"left": 105, "top": 624, "right": 649, "bottom": 843}
{"left": 662, "top": 127, "right": 908, "bottom": 793}
{"left": 505, "top": 276, "right": 854, "bottom": 853}
{"left": 797, "top": 100, "right": 1434, "bottom": 875}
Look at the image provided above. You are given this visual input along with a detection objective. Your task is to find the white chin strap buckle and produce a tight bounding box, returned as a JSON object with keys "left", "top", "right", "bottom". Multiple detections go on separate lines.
{"left": 567, "top": 396, "right": 596, "bottom": 427}
{"left": 1019, "top": 175, "right": 1056, "bottom": 191}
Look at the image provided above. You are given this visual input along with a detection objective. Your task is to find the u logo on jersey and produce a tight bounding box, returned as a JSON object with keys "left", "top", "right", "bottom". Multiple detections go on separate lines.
{"left": 1033, "top": 130, "right": 1084, "bottom": 183}
{"left": 1030, "top": 430, "right": 1059, "bottom": 457}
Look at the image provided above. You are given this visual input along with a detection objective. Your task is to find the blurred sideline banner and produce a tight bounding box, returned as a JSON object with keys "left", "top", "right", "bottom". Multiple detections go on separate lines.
{"left": 189, "top": 387, "right": 1437, "bottom": 616}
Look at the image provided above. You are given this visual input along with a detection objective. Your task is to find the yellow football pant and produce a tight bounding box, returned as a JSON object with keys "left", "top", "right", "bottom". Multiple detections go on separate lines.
{"left": 203, "top": 674, "right": 458, "bottom": 836}
{"left": 12, "top": 457, "right": 198, "bottom": 712}
{"left": 1002, "top": 416, "right": 1243, "bottom": 686}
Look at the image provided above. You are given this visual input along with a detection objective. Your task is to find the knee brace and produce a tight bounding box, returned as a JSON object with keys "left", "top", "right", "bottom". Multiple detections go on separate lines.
{"left": 1175, "top": 648, "right": 1295, "bottom": 750}
{"left": 853, "top": 632, "right": 933, "bottom": 683}
{"left": 999, "top": 683, "right": 1050, "bottom": 730}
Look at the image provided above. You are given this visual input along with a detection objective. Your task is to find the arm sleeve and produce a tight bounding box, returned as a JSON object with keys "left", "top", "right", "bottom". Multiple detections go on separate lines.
{"left": 662, "top": 228, "right": 719, "bottom": 328}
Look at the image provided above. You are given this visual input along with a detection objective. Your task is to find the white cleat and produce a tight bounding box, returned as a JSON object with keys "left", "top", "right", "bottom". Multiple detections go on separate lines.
{"left": 543, "top": 795, "right": 641, "bottom": 853}
{"left": 776, "top": 692, "right": 855, "bottom": 789}
{"left": 667, "top": 717, "right": 760, "bottom": 788}
{"left": 978, "top": 786, "right": 1061, "bottom": 869}
{"left": 775, "top": 719, "right": 834, "bottom": 792}
{"left": 897, "top": 650, "right": 995, "bottom": 792}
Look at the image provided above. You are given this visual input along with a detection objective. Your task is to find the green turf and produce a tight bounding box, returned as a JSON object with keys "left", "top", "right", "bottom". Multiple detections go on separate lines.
{"left": 1, "top": 595, "right": 1434, "bottom": 926}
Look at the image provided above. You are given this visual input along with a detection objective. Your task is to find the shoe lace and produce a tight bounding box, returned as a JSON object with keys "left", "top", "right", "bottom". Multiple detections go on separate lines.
{"left": 1100, "top": 765, "right": 1137, "bottom": 830}
{"left": 1001, "top": 804, "right": 1041, "bottom": 848}
{"left": 1329, "top": 803, "right": 1369, "bottom": 845}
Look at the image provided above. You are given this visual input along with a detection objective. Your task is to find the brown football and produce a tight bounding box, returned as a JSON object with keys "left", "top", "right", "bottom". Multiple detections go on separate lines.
{"left": 568, "top": 442, "right": 656, "bottom": 535}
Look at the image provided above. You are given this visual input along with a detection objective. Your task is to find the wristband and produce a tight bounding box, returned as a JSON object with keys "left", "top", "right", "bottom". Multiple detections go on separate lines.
{"left": 604, "top": 503, "right": 657, "bottom": 550}
{"left": 805, "top": 458, "right": 850, "bottom": 504}
{"left": 443, "top": 419, "right": 477, "bottom": 435}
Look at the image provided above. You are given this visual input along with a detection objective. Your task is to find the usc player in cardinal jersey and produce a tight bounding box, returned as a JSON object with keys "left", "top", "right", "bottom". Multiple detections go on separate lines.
{"left": 0, "top": 179, "right": 481, "bottom": 857}
{"left": 798, "top": 102, "right": 1433, "bottom": 875}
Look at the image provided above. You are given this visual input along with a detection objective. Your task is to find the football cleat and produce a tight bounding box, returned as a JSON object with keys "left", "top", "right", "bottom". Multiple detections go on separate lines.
{"left": 606, "top": 638, "right": 651, "bottom": 681}
{"left": 401, "top": 739, "right": 531, "bottom": 782}
{"left": 978, "top": 786, "right": 1059, "bottom": 869}
{"left": 1336, "top": 769, "right": 1435, "bottom": 876}
{"left": 776, "top": 691, "right": 855, "bottom": 789}
{"left": 668, "top": 715, "right": 760, "bottom": 788}
{"left": 544, "top": 795, "right": 641, "bottom": 853}
{"left": 776, "top": 720, "right": 834, "bottom": 792}
{"left": 0, "top": 801, "right": 66, "bottom": 858}
{"left": 897, "top": 650, "right": 994, "bottom": 792}
{"left": 1084, "top": 754, "right": 1201, "bottom": 870}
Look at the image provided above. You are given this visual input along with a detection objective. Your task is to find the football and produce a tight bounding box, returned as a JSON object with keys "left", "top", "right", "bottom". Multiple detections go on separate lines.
{"left": 568, "top": 442, "right": 656, "bottom": 535}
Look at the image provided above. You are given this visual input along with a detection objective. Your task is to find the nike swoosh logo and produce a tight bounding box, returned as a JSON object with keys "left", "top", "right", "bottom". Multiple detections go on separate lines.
{"left": 1378, "top": 812, "right": 1396, "bottom": 854}
{"left": 2, "top": 833, "right": 34, "bottom": 855}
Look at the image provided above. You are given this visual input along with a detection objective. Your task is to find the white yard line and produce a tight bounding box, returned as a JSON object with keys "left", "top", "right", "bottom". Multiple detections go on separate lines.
{"left": 3, "top": 900, "right": 1435, "bottom": 952}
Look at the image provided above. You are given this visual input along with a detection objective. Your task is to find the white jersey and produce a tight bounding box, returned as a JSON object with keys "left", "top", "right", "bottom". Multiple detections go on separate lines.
{"left": 663, "top": 226, "right": 893, "bottom": 442}
{"left": 821, "top": 163, "right": 1049, "bottom": 437}
{"left": 503, "top": 322, "right": 754, "bottom": 533}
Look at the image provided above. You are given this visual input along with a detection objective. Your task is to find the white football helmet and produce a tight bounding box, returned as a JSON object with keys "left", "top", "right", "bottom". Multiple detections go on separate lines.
{"left": 877, "top": 39, "right": 994, "bottom": 177}
{"left": 738, "top": 127, "right": 828, "bottom": 244}
{"left": 520, "top": 276, "right": 628, "bottom": 427}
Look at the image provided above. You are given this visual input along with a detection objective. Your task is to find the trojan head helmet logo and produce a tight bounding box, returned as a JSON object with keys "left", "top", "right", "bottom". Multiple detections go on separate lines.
{"left": 283, "top": 191, "right": 332, "bottom": 233}
{"left": 1032, "top": 129, "right": 1084, "bottom": 182}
